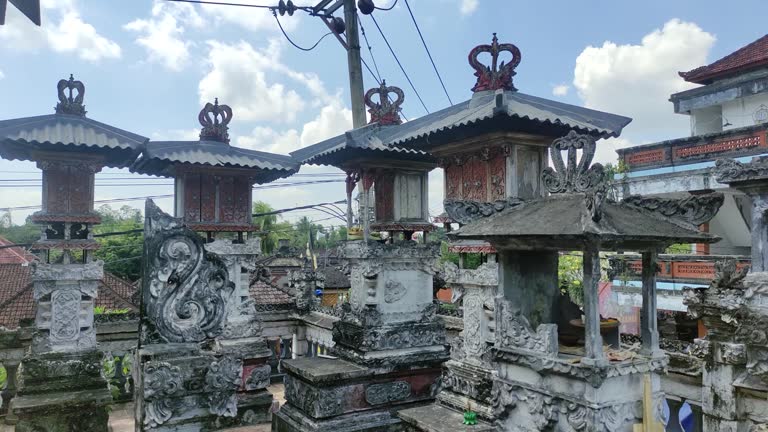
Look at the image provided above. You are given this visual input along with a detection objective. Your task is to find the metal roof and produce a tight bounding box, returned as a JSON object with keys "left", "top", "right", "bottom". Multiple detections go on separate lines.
{"left": 290, "top": 123, "right": 430, "bottom": 166}
{"left": 292, "top": 89, "right": 631, "bottom": 166}
{"left": 130, "top": 140, "right": 299, "bottom": 183}
{"left": 0, "top": 113, "right": 148, "bottom": 168}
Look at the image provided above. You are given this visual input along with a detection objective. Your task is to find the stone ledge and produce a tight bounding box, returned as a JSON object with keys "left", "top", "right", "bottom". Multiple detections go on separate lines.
{"left": 281, "top": 357, "right": 369, "bottom": 384}
{"left": 398, "top": 404, "right": 494, "bottom": 432}
{"left": 10, "top": 387, "right": 112, "bottom": 413}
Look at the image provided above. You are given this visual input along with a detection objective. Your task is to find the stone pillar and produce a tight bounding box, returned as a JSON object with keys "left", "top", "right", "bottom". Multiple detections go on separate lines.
{"left": 274, "top": 241, "right": 448, "bottom": 432}
{"left": 134, "top": 200, "right": 245, "bottom": 431}
{"left": 582, "top": 245, "right": 605, "bottom": 364}
{"left": 9, "top": 261, "right": 112, "bottom": 431}
{"left": 205, "top": 238, "right": 273, "bottom": 426}
{"left": 1, "top": 362, "right": 18, "bottom": 424}
{"left": 641, "top": 250, "right": 661, "bottom": 356}
{"left": 750, "top": 193, "right": 768, "bottom": 272}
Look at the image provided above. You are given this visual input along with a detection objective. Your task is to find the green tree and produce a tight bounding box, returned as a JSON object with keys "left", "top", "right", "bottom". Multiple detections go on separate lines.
{"left": 559, "top": 252, "right": 584, "bottom": 306}
{"left": 253, "top": 201, "right": 280, "bottom": 254}
{"left": 92, "top": 205, "right": 143, "bottom": 281}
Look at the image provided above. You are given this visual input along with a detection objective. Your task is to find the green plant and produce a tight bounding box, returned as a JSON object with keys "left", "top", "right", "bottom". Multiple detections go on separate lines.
{"left": 559, "top": 253, "right": 584, "bottom": 306}
{"left": 0, "top": 365, "right": 6, "bottom": 390}
{"left": 94, "top": 307, "right": 131, "bottom": 315}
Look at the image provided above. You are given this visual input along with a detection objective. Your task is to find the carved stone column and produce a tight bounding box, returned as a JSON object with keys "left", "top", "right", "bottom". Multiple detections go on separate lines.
{"left": 134, "top": 200, "right": 245, "bottom": 431}
{"left": 274, "top": 241, "right": 448, "bottom": 432}
{"left": 9, "top": 261, "right": 112, "bottom": 432}
{"left": 204, "top": 238, "right": 273, "bottom": 426}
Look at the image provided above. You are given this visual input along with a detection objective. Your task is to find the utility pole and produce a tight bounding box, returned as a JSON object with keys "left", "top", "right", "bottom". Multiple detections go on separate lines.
{"left": 343, "top": 0, "right": 367, "bottom": 128}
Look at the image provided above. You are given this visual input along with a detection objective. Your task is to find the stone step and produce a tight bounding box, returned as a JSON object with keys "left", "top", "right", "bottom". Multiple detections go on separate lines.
{"left": 398, "top": 404, "right": 494, "bottom": 432}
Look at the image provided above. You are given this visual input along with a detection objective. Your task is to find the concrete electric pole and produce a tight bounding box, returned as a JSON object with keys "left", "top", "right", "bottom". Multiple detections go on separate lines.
{"left": 343, "top": 0, "right": 367, "bottom": 129}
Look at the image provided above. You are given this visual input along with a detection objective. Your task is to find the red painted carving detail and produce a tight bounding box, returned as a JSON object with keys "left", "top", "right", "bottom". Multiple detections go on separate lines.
{"left": 675, "top": 133, "right": 765, "bottom": 159}
{"left": 375, "top": 173, "right": 395, "bottom": 222}
{"left": 469, "top": 34, "right": 521, "bottom": 92}
{"left": 218, "top": 176, "right": 235, "bottom": 224}
{"left": 445, "top": 165, "right": 462, "bottom": 199}
{"left": 234, "top": 176, "right": 251, "bottom": 225}
{"left": 462, "top": 158, "right": 487, "bottom": 201}
{"left": 200, "top": 174, "right": 217, "bottom": 223}
{"left": 489, "top": 152, "right": 506, "bottom": 200}
{"left": 184, "top": 174, "right": 201, "bottom": 222}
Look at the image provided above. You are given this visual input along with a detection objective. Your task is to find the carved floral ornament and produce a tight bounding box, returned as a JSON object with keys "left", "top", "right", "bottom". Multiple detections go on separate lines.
{"left": 55, "top": 74, "right": 86, "bottom": 116}
{"left": 541, "top": 131, "right": 606, "bottom": 195}
{"left": 199, "top": 98, "right": 233, "bottom": 143}
{"left": 469, "top": 33, "right": 522, "bottom": 92}
{"left": 364, "top": 80, "right": 404, "bottom": 125}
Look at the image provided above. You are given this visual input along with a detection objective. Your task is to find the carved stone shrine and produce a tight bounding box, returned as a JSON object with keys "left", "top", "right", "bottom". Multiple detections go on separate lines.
{"left": 135, "top": 200, "right": 247, "bottom": 431}
{"left": 445, "top": 131, "right": 721, "bottom": 431}
{"left": 0, "top": 75, "right": 147, "bottom": 431}
{"left": 131, "top": 102, "right": 298, "bottom": 426}
{"left": 675, "top": 155, "right": 768, "bottom": 430}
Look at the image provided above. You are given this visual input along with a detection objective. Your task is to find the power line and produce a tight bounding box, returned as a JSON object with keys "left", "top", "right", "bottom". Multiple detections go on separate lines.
{"left": 359, "top": 21, "right": 382, "bottom": 83}
{"left": 402, "top": 0, "right": 453, "bottom": 105}
{"left": 274, "top": 12, "right": 334, "bottom": 51}
{"left": 369, "top": 14, "right": 429, "bottom": 114}
{"left": 374, "top": 0, "right": 398, "bottom": 10}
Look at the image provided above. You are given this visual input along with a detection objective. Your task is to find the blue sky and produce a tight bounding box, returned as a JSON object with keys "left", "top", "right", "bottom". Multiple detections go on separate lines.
{"left": 1, "top": 0, "right": 767, "bottom": 226}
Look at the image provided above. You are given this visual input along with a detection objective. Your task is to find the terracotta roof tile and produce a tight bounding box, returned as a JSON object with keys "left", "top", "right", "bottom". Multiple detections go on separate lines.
{"left": 249, "top": 279, "right": 292, "bottom": 305}
{"left": 680, "top": 35, "right": 768, "bottom": 84}
{"left": 0, "top": 236, "right": 37, "bottom": 264}
{"left": 0, "top": 264, "right": 138, "bottom": 330}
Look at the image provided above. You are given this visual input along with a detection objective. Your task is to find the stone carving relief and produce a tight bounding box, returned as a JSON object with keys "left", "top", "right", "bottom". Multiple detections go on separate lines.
{"left": 143, "top": 200, "right": 234, "bottom": 344}
{"left": 144, "top": 399, "right": 176, "bottom": 428}
{"left": 49, "top": 290, "right": 81, "bottom": 343}
{"left": 622, "top": 193, "right": 724, "bottom": 230}
{"left": 284, "top": 376, "right": 343, "bottom": 418}
{"left": 384, "top": 279, "right": 406, "bottom": 304}
{"left": 365, "top": 381, "right": 411, "bottom": 405}
{"left": 541, "top": 131, "right": 605, "bottom": 194}
{"left": 716, "top": 157, "right": 768, "bottom": 184}
{"left": 143, "top": 362, "right": 182, "bottom": 399}
{"left": 495, "top": 298, "right": 557, "bottom": 356}
{"left": 245, "top": 365, "right": 271, "bottom": 392}
{"left": 443, "top": 197, "right": 525, "bottom": 225}
{"left": 205, "top": 356, "right": 243, "bottom": 417}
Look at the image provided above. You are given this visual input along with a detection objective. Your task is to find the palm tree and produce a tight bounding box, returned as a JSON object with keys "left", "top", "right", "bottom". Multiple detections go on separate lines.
{"left": 253, "top": 201, "right": 279, "bottom": 254}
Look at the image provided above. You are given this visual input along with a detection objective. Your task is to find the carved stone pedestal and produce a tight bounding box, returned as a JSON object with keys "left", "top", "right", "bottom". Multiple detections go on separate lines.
{"left": 274, "top": 241, "right": 449, "bottom": 431}
{"left": 205, "top": 238, "right": 274, "bottom": 425}
{"left": 134, "top": 201, "right": 247, "bottom": 431}
{"left": 10, "top": 261, "right": 112, "bottom": 432}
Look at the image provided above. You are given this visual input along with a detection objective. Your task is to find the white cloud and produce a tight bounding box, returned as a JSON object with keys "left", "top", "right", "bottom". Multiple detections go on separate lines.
{"left": 151, "top": 128, "right": 200, "bottom": 141}
{"left": 0, "top": 0, "right": 121, "bottom": 62}
{"left": 199, "top": 40, "right": 306, "bottom": 123}
{"left": 124, "top": 1, "right": 203, "bottom": 71}
{"left": 573, "top": 19, "right": 715, "bottom": 151}
{"left": 460, "top": 0, "right": 478, "bottom": 15}
{"left": 552, "top": 83, "right": 569, "bottom": 97}
{"left": 0, "top": 70, "right": 4, "bottom": 80}
{"left": 237, "top": 101, "right": 351, "bottom": 154}
{"left": 200, "top": 0, "right": 299, "bottom": 33}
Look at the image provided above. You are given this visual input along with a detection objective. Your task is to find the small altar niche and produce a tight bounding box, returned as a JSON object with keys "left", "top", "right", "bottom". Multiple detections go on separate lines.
{"left": 450, "top": 131, "right": 723, "bottom": 430}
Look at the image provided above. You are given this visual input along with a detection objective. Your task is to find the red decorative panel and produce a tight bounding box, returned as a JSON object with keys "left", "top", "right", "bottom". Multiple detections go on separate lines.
{"left": 234, "top": 176, "right": 251, "bottom": 225}
{"left": 375, "top": 173, "right": 394, "bottom": 222}
{"left": 184, "top": 174, "right": 201, "bottom": 222}
{"left": 462, "top": 158, "right": 487, "bottom": 201}
{"left": 488, "top": 153, "right": 506, "bottom": 201}
{"left": 675, "top": 133, "right": 766, "bottom": 159}
{"left": 68, "top": 171, "right": 92, "bottom": 214}
{"left": 218, "top": 176, "right": 235, "bottom": 224}
{"left": 44, "top": 167, "right": 69, "bottom": 214}
{"left": 200, "top": 174, "right": 216, "bottom": 223}
{"left": 626, "top": 149, "right": 665, "bottom": 166}
{"left": 445, "top": 165, "right": 462, "bottom": 199}
{"left": 671, "top": 262, "right": 715, "bottom": 280}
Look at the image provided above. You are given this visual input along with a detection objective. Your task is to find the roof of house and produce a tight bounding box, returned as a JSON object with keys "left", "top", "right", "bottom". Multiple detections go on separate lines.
{"left": 0, "top": 264, "right": 139, "bottom": 330}
{"left": 292, "top": 90, "right": 632, "bottom": 166}
{"left": 131, "top": 140, "right": 299, "bottom": 183}
{"left": 680, "top": 34, "right": 768, "bottom": 84}
{"left": 0, "top": 236, "right": 37, "bottom": 264}
{"left": 249, "top": 279, "right": 293, "bottom": 305}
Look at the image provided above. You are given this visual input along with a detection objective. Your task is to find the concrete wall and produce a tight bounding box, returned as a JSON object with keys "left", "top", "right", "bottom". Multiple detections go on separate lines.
{"left": 722, "top": 92, "right": 768, "bottom": 130}
{"left": 692, "top": 105, "right": 724, "bottom": 135}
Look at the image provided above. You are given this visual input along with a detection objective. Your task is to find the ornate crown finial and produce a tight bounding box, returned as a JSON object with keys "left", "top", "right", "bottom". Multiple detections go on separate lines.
{"left": 55, "top": 74, "right": 86, "bottom": 116}
{"left": 364, "top": 80, "right": 404, "bottom": 125}
{"left": 198, "top": 98, "right": 233, "bottom": 143}
{"left": 468, "top": 33, "right": 521, "bottom": 93}
{"left": 541, "top": 131, "right": 606, "bottom": 194}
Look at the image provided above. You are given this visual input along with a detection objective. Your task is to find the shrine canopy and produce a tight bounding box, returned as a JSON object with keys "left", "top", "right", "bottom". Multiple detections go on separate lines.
{"left": 131, "top": 99, "right": 299, "bottom": 233}
{"left": 0, "top": 75, "right": 147, "bottom": 168}
{"left": 290, "top": 80, "right": 436, "bottom": 171}
{"left": 448, "top": 131, "right": 723, "bottom": 252}
{"left": 131, "top": 99, "right": 298, "bottom": 184}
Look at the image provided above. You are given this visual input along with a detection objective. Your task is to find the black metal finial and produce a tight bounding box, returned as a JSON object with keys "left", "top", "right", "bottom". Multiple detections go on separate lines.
{"left": 198, "top": 99, "right": 233, "bottom": 143}
{"left": 55, "top": 74, "right": 86, "bottom": 116}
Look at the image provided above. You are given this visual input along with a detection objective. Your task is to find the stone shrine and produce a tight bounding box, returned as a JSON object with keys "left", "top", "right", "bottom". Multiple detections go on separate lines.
{"left": 131, "top": 100, "right": 299, "bottom": 426}
{"left": 443, "top": 131, "right": 721, "bottom": 431}
{"left": 0, "top": 75, "right": 147, "bottom": 431}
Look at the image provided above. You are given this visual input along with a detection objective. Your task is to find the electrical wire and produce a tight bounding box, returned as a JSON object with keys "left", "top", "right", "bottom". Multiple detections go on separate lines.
{"left": 375, "top": 0, "right": 398, "bottom": 10}
{"left": 402, "top": 0, "right": 452, "bottom": 106}
{"left": 166, "top": 0, "right": 277, "bottom": 8}
{"left": 369, "top": 14, "right": 429, "bottom": 114}
{"left": 274, "top": 12, "right": 333, "bottom": 51}
{"left": 360, "top": 21, "right": 382, "bottom": 83}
